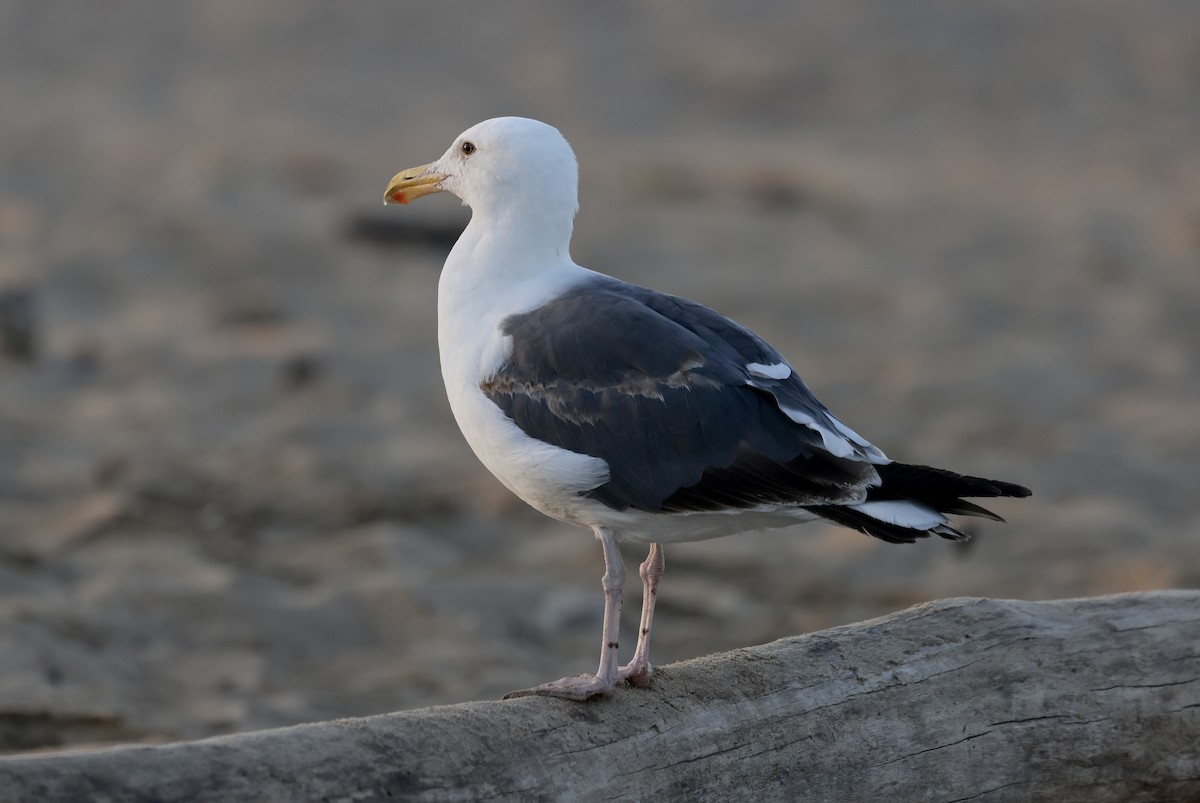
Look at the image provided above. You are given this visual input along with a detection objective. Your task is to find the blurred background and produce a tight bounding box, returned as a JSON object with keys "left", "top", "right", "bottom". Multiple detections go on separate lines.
{"left": 1, "top": 1, "right": 1197, "bottom": 752}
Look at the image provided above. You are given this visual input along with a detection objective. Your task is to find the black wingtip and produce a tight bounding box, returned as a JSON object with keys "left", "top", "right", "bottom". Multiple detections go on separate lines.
{"left": 1006, "top": 483, "right": 1033, "bottom": 498}
{"left": 877, "top": 463, "right": 1031, "bottom": 500}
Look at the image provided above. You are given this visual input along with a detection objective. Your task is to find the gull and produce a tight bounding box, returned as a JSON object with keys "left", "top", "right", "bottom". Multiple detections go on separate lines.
{"left": 384, "top": 117, "right": 1030, "bottom": 701}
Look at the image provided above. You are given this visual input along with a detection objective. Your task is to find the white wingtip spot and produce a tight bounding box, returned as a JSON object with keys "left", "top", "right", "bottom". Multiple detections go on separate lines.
{"left": 779, "top": 405, "right": 857, "bottom": 458}
{"left": 828, "top": 416, "right": 890, "bottom": 463}
{"left": 746, "top": 362, "right": 791, "bottom": 380}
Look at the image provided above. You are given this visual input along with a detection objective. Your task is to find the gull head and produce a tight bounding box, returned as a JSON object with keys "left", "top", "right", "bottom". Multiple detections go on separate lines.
{"left": 385, "top": 117, "right": 579, "bottom": 223}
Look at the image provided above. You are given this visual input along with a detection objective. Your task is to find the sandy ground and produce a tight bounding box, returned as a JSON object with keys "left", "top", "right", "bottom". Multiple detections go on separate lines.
{"left": 1, "top": 1, "right": 1198, "bottom": 751}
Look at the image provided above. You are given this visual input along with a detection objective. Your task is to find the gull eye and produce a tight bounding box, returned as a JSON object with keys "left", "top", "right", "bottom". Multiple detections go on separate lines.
{"left": 460, "top": 141, "right": 476, "bottom": 156}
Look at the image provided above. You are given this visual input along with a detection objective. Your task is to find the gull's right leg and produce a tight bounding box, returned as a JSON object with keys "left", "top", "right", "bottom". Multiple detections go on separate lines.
{"left": 504, "top": 527, "right": 625, "bottom": 701}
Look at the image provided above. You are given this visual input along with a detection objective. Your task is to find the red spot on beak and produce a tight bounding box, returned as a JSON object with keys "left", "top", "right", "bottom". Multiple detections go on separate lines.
{"left": 388, "top": 190, "right": 409, "bottom": 204}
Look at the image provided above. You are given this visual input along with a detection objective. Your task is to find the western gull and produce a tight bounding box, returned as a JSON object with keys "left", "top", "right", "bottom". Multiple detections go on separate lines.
{"left": 384, "top": 117, "right": 1030, "bottom": 701}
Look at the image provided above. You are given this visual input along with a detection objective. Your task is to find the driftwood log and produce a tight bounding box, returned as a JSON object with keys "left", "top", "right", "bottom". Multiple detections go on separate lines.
{"left": 1, "top": 591, "right": 1197, "bottom": 802}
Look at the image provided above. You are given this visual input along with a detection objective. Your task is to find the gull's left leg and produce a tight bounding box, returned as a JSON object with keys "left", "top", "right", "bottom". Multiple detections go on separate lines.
{"left": 620, "top": 543, "right": 664, "bottom": 687}
{"left": 504, "top": 527, "right": 625, "bottom": 701}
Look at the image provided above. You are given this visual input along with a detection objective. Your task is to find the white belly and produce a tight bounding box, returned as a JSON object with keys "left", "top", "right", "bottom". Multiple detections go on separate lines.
{"left": 445, "top": 376, "right": 610, "bottom": 525}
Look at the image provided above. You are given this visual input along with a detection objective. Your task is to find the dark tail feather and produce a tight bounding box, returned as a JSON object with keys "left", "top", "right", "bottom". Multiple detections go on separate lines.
{"left": 938, "top": 499, "right": 1006, "bottom": 522}
{"left": 806, "top": 462, "right": 1031, "bottom": 544}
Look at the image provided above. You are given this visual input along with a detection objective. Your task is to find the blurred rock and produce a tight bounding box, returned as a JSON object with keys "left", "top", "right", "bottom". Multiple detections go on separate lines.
{"left": 279, "top": 353, "right": 321, "bottom": 390}
{"left": 0, "top": 286, "right": 36, "bottom": 363}
{"left": 340, "top": 214, "right": 463, "bottom": 251}
{"left": 214, "top": 285, "right": 286, "bottom": 327}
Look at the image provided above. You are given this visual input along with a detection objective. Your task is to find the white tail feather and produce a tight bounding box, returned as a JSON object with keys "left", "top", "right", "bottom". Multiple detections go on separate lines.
{"left": 850, "top": 500, "right": 947, "bottom": 531}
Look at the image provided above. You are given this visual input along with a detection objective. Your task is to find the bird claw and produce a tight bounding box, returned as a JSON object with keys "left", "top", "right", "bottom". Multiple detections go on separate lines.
{"left": 620, "top": 661, "right": 653, "bottom": 688}
{"left": 503, "top": 674, "right": 614, "bottom": 701}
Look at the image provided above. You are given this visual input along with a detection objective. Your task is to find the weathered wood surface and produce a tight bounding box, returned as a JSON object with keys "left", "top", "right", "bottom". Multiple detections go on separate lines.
{"left": 1, "top": 591, "right": 1197, "bottom": 802}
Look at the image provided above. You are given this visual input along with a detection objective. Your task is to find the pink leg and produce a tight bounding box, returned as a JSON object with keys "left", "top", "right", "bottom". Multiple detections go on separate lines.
{"left": 620, "top": 543, "right": 664, "bottom": 688}
{"left": 504, "top": 527, "right": 625, "bottom": 701}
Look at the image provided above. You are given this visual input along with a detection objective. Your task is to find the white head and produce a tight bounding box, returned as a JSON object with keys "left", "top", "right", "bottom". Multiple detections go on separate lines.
{"left": 385, "top": 117, "right": 579, "bottom": 227}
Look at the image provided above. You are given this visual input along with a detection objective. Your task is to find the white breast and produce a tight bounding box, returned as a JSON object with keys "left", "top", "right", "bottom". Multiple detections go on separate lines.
{"left": 436, "top": 238, "right": 610, "bottom": 526}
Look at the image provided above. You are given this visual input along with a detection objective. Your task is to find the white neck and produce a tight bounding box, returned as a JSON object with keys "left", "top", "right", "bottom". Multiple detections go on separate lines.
{"left": 436, "top": 207, "right": 588, "bottom": 388}
{"left": 467, "top": 195, "right": 573, "bottom": 266}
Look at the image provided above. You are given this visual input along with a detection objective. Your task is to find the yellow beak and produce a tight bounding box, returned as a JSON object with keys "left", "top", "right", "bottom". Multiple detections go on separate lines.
{"left": 383, "top": 162, "right": 448, "bottom": 205}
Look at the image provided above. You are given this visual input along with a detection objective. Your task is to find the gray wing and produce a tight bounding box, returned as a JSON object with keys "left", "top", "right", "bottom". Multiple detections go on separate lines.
{"left": 481, "top": 277, "right": 884, "bottom": 513}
